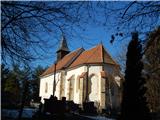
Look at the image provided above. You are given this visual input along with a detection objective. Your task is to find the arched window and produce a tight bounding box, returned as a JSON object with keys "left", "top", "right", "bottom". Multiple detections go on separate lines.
{"left": 68, "top": 75, "right": 75, "bottom": 100}
{"left": 45, "top": 82, "right": 48, "bottom": 93}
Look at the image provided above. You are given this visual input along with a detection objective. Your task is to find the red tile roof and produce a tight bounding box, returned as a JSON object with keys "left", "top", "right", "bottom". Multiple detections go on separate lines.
{"left": 41, "top": 44, "right": 118, "bottom": 77}
{"left": 41, "top": 48, "right": 84, "bottom": 76}
{"left": 69, "top": 44, "right": 118, "bottom": 68}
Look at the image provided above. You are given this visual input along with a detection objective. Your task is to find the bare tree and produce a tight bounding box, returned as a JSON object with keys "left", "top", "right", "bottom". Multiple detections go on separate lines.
{"left": 114, "top": 43, "right": 127, "bottom": 74}
{"left": 1, "top": 1, "right": 160, "bottom": 65}
{"left": 106, "top": 1, "right": 160, "bottom": 43}
{"left": 1, "top": 1, "right": 96, "bottom": 64}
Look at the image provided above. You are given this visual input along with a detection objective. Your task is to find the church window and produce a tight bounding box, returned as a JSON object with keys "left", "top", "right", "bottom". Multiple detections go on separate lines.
{"left": 62, "top": 79, "right": 65, "bottom": 91}
{"left": 45, "top": 82, "right": 48, "bottom": 93}
{"left": 68, "top": 75, "right": 75, "bottom": 100}
{"left": 76, "top": 76, "right": 80, "bottom": 92}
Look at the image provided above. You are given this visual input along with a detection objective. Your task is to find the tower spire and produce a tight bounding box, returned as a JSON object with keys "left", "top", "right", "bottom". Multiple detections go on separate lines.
{"left": 57, "top": 35, "right": 69, "bottom": 52}
{"left": 56, "top": 35, "right": 70, "bottom": 61}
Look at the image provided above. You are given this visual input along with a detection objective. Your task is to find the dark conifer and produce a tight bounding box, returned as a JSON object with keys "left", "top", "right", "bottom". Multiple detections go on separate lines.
{"left": 120, "top": 32, "right": 150, "bottom": 120}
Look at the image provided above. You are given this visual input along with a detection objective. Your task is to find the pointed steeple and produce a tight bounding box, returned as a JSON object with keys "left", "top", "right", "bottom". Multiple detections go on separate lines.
{"left": 57, "top": 36, "right": 69, "bottom": 52}
{"left": 56, "top": 35, "right": 70, "bottom": 61}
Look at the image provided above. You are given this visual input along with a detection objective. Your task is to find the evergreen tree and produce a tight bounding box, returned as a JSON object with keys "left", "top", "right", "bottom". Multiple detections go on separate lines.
{"left": 4, "top": 64, "right": 21, "bottom": 104}
{"left": 120, "top": 32, "right": 150, "bottom": 120}
{"left": 31, "top": 66, "right": 46, "bottom": 102}
{"left": 1, "top": 64, "right": 12, "bottom": 107}
{"left": 1, "top": 64, "right": 10, "bottom": 93}
{"left": 20, "top": 66, "right": 32, "bottom": 105}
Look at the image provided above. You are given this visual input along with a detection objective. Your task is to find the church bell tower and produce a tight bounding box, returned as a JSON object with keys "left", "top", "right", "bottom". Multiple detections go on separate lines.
{"left": 56, "top": 36, "right": 70, "bottom": 61}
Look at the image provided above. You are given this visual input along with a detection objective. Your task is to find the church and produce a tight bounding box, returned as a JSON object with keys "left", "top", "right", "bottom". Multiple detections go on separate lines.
{"left": 39, "top": 36, "right": 122, "bottom": 111}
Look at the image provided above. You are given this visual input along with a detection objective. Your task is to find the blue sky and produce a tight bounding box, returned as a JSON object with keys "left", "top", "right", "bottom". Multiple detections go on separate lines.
{"left": 3, "top": 1, "right": 160, "bottom": 69}
{"left": 29, "top": 1, "right": 159, "bottom": 69}
{"left": 31, "top": 21, "right": 129, "bottom": 68}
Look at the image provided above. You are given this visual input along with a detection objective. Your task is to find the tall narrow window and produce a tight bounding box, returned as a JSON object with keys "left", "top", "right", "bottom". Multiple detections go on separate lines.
{"left": 69, "top": 75, "right": 75, "bottom": 100}
{"left": 76, "top": 76, "right": 80, "bottom": 92}
{"left": 45, "top": 82, "right": 48, "bottom": 93}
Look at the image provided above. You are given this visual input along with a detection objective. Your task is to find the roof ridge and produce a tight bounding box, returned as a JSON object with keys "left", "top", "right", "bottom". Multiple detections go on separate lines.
{"left": 59, "top": 47, "right": 84, "bottom": 58}
{"left": 63, "top": 48, "right": 84, "bottom": 68}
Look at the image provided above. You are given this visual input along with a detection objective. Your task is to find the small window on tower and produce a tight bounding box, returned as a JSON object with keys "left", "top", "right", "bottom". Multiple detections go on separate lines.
{"left": 45, "top": 82, "right": 48, "bottom": 93}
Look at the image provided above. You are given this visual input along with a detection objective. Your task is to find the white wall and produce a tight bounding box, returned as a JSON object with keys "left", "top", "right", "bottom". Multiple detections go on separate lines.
{"left": 39, "top": 64, "right": 122, "bottom": 111}
{"left": 88, "top": 65, "right": 102, "bottom": 104}
{"left": 66, "top": 66, "right": 85, "bottom": 103}
{"left": 39, "top": 65, "right": 103, "bottom": 104}
{"left": 39, "top": 72, "right": 60, "bottom": 103}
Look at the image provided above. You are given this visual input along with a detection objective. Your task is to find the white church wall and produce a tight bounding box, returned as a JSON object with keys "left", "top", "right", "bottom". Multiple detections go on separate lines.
{"left": 65, "top": 65, "right": 102, "bottom": 104}
{"left": 65, "top": 76, "right": 70, "bottom": 100}
{"left": 39, "top": 74, "right": 54, "bottom": 103}
{"left": 89, "top": 75, "right": 99, "bottom": 101}
{"left": 88, "top": 65, "right": 102, "bottom": 105}
{"left": 66, "top": 66, "right": 86, "bottom": 103}
{"left": 39, "top": 72, "right": 61, "bottom": 103}
{"left": 40, "top": 64, "right": 118, "bottom": 109}
{"left": 54, "top": 72, "right": 61, "bottom": 99}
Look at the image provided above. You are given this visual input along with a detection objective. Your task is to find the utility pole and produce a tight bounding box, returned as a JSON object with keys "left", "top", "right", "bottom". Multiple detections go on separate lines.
{"left": 53, "top": 62, "right": 57, "bottom": 96}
